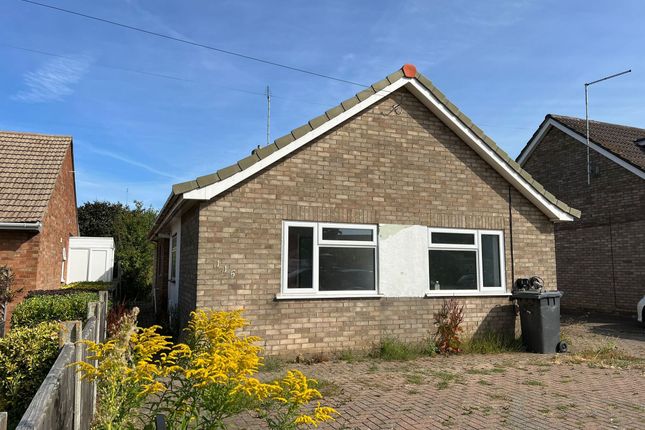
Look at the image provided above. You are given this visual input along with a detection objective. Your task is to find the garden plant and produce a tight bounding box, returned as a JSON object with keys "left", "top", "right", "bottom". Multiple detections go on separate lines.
{"left": 75, "top": 308, "right": 337, "bottom": 430}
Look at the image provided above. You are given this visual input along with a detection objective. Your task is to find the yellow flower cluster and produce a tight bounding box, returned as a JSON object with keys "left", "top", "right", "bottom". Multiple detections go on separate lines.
{"left": 75, "top": 308, "right": 338, "bottom": 429}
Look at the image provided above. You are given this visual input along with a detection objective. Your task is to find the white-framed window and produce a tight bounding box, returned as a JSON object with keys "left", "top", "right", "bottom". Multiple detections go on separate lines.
{"left": 427, "top": 228, "right": 505, "bottom": 294}
{"left": 281, "top": 221, "right": 378, "bottom": 297}
{"left": 169, "top": 233, "right": 178, "bottom": 281}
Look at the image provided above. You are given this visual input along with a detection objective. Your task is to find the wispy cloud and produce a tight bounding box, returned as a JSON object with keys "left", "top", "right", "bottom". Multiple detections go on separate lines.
{"left": 14, "top": 55, "right": 92, "bottom": 103}
{"left": 82, "top": 142, "right": 181, "bottom": 180}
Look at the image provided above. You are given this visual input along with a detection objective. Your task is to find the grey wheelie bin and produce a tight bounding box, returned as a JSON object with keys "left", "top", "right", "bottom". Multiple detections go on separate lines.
{"left": 512, "top": 291, "right": 566, "bottom": 354}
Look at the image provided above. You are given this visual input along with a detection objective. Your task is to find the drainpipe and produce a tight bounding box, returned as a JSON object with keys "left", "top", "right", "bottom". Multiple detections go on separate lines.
{"left": 0, "top": 222, "right": 42, "bottom": 231}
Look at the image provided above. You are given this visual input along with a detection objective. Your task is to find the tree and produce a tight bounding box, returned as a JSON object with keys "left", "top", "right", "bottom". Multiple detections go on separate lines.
{"left": 113, "top": 201, "right": 158, "bottom": 299}
{"left": 78, "top": 201, "right": 126, "bottom": 237}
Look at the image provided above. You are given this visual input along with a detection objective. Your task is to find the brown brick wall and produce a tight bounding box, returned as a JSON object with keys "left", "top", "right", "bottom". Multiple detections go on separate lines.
{"left": 522, "top": 127, "right": 645, "bottom": 313}
{"left": 1, "top": 144, "right": 78, "bottom": 330}
{"left": 36, "top": 145, "right": 79, "bottom": 290}
{"left": 188, "top": 88, "right": 556, "bottom": 355}
{"left": 178, "top": 204, "right": 199, "bottom": 330}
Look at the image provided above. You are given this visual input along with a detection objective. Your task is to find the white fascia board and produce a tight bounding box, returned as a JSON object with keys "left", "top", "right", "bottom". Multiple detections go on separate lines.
{"left": 183, "top": 77, "right": 573, "bottom": 222}
{"left": 406, "top": 80, "right": 574, "bottom": 222}
{"left": 518, "top": 118, "right": 645, "bottom": 181}
{"left": 183, "top": 78, "right": 410, "bottom": 201}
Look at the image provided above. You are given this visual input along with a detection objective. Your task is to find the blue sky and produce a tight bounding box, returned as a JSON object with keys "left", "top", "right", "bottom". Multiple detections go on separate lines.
{"left": 1, "top": 0, "right": 643, "bottom": 208}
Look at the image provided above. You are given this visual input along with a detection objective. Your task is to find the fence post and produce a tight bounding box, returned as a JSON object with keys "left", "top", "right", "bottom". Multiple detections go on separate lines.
{"left": 0, "top": 411, "right": 7, "bottom": 430}
{"left": 72, "top": 321, "right": 82, "bottom": 430}
{"left": 98, "top": 291, "right": 108, "bottom": 342}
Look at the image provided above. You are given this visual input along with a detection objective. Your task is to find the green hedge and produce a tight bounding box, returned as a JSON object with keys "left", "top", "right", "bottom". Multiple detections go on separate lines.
{"left": 11, "top": 292, "right": 98, "bottom": 328}
{"left": 0, "top": 322, "right": 60, "bottom": 427}
{"left": 62, "top": 281, "right": 112, "bottom": 291}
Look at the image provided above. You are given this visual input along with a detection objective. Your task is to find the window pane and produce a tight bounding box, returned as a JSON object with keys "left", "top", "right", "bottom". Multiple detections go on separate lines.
{"left": 319, "top": 247, "right": 375, "bottom": 291}
{"left": 482, "top": 234, "right": 502, "bottom": 287}
{"left": 287, "top": 227, "right": 313, "bottom": 289}
{"left": 322, "top": 227, "right": 373, "bottom": 242}
{"left": 429, "top": 250, "right": 477, "bottom": 290}
{"left": 431, "top": 232, "right": 475, "bottom": 245}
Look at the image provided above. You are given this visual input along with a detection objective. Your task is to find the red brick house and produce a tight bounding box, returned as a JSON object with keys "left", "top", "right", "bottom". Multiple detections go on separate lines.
{"left": 518, "top": 115, "right": 645, "bottom": 314}
{"left": 0, "top": 131, "right": 79, "bottom": 328}
{"left": 150, "top": 65, "right": 580, "bottom": 355}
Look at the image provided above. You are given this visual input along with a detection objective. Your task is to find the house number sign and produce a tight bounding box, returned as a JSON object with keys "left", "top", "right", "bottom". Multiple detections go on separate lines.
{"left": 216, "top": 259, "right": 236, "bottom": 279}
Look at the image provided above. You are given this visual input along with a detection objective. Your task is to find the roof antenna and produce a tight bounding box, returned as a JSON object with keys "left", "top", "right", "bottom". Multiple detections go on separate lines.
{"left": 584, "top": 69, "right": 631, "bottom": 185}
{"left": 266, "top": 85, "right": 271, "bottom": 145}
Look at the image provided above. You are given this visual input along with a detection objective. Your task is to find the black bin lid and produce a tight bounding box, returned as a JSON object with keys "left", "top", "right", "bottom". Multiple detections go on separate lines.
{"left": 511, "top": 291, "right": 563, "bottom": 299}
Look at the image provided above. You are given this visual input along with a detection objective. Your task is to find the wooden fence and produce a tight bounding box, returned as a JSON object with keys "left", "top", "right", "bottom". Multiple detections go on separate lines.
{"left": 1, "top": 291, "right": 108, "bottom": 430}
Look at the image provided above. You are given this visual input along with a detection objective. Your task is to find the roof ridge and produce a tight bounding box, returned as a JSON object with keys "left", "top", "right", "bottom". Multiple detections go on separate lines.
{"left": 0, "top": 130, "right": 73, "bottom": 139}
{"left": 548, "top": 114, "right": 645, "bottom": 133}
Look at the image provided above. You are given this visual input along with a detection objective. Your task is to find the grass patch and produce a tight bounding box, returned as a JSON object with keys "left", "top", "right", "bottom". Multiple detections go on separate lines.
{"left": 466, "top": 366, "right": 506, "bottom": 375}
{"left": 523, "top": 379, "right": 544, "bottom": 387}
{"left": 261, "top": 356, "right": 285, "bottom": 372}
{"left": 556, "top": 403, "right": 576, "bottom": 412}
{"left": 338, "top": 349, "right": 366, "bottom": 363}
{"left": 371, "top": 337, "right": 436, "bottom": 361}
{"left": 462, "top": 331, "right": 524, "bottom": 354}
{"left": 555, "top": 341, "right": 645, "bottom": 370}
{"left": 405, "top": 373, "right": 424, "bottom": 385}
{"left": 477, "top": 379, "right": 493, "bottom": 386}
{"left": 429, "top": 370, "right": 463, "bottom": 390}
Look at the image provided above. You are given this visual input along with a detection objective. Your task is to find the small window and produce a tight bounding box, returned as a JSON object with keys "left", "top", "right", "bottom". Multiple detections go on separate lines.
{"left": 428, "top": 228, "right": 505, "bottom": 293}
{"left": 322, "top": 227, "right": 373, "bottom": 242}
{"left": 282, "top": 221, "right": 378, "bottom": 296}
{"left": 431, "top": 232, "right": 475, "bottom": 245}
{"left": 170, "top": 234, "right": 177, "bottom": 281}
{"left": 287, "top": 226, "right": 314, "bottom": 289}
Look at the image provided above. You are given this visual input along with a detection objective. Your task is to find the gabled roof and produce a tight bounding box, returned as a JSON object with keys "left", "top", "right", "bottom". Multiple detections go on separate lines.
{"left": 0, "top": 131, "right": 72, "bottom": 223}
{"left": 517, "top": 115, "right": 645, "bottom": 179}
{"left": 152, "top": 65, "right": 580, "bottom": 237}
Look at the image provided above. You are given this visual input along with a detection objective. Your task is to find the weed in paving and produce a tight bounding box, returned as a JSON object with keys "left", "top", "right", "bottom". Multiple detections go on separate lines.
{"left": 477, "top": 379, "right": 493, "bottom": 386}
{"left": 405, "top": 374, "right": 424, "bottom": 385}
{"left": 429, "top": 370, "right": 463, "bottom": 390}
{"left": 523, "top": 379, "right": 544, "bottom": 387}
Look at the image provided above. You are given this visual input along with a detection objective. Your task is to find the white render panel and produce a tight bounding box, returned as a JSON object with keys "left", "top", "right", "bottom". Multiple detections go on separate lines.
{"left": 378, "top": 224, "right": 429, "bottom": 297}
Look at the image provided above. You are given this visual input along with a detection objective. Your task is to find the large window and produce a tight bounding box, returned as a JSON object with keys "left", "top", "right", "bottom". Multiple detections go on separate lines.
{"left": 428, "top": 228, "right": 505, "bottom": 294}
{"left": 282, "top": 221, "right": 378, "bottom": 296}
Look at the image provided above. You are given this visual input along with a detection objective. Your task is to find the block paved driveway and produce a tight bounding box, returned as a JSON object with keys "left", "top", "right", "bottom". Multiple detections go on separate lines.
{"left": 231, "top": 316, "right": 644, "bottom": 430}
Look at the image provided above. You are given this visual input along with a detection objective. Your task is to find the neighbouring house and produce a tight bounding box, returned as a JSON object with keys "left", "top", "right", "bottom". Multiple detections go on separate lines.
{"left": 150, "top": 65, "right": 580, "bottom": 355}
{"left": 0, "top": 131, "right": 78, "bottom": 329}
{"left": 518, "top": 115, "right": 645, "bottom": 314}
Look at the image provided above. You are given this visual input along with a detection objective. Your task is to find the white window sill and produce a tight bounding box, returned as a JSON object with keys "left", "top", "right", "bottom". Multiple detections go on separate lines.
{"left": 425, "top": 291, "right": 511, "bottom": 298}
{"left": 275, "top": 293, "right": 384, "bottom": 300}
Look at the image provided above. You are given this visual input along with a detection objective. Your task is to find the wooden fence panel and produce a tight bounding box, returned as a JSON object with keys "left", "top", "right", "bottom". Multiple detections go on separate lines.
{"left": 11, "top": 294, "right": 107, "bottom": 430}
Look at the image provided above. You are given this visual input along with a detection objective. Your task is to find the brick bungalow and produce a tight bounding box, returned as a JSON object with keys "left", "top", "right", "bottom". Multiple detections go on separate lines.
{"left": 150, "top": 65, "right": 580, "bottom": 355}
{"left": 518, "top": 115, "right": 645, "bottom": 314}
{"left": 0, "top": 131, "right": 79, "bottom": 330}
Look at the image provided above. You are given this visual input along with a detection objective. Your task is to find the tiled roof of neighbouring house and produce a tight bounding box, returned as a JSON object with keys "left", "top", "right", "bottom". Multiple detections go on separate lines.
{"left": 547, "top": 115, "right": 645, "bottom": 171}
{"left": 152, "top": 65, "right": 581, "bottom": 235}
{"left": 0, "top": 131, "right": 72, "bottom": 223}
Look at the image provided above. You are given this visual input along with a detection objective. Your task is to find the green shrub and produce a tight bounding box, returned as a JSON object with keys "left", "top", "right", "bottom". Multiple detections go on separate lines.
{"left": 62, "top": 281, "right": 112, "bottom": 291}
{"left": 462, "top": 331, "right": 524, "bottom": 354}
{"left": 0, "top": 322, "right": 60, "bottom": 427}
{"left": 11, "top": 292, "right": 98, "bottom": 328}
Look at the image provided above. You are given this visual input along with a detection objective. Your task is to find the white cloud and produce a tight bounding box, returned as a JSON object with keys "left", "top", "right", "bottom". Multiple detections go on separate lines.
{"left": 82, "top": 142, "right": 181, "bottom": 180}
{"left": 14, "top": 55, "right": 92, "bottom": 103}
